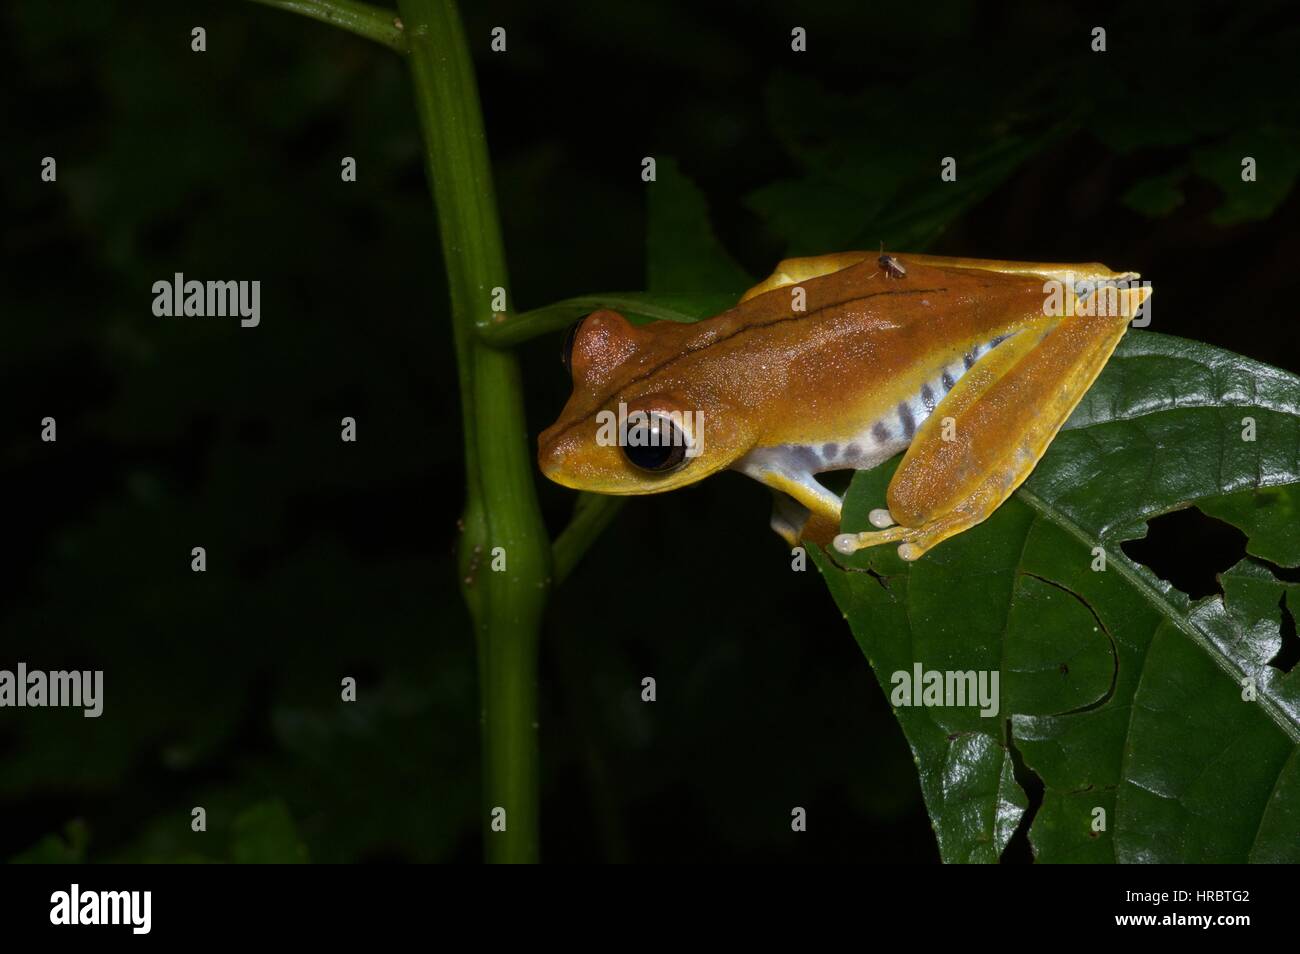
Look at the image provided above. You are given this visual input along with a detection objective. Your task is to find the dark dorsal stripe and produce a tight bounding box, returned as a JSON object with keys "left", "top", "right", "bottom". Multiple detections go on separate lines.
{"left": 549, "top": 285, "right": 954, "bottom": 445}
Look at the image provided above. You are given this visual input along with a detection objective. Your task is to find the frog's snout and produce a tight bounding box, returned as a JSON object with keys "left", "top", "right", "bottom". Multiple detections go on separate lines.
{"left": 537, "top": 426, "right": 578, "bottom": 487}
{"left": 537, "top": 434, "right": 561, "bottom": 480}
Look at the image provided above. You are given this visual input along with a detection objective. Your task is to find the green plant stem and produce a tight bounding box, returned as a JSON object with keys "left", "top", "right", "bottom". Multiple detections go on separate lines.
{"left": 480, "top": 292, "right": 734, "bottom": 347}
{"left": 399, "top": 0, "right": 550, "bottom": 863}
{"left": 552, "top": 493, "right": 625, "bottom": 586}
{"left": 247, "top": 0, "right": 409, "bottom": 52}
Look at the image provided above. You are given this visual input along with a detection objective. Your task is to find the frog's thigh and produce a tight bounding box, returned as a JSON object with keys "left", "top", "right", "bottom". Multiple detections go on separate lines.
{"left": 905, "top": 254, "right": 1138, "bottom": 287}
{"left": 836, "top": 303, "right": 1142, "bottom": 560}
{"left": 751, "top": 467, "right": 843, "bottom": 546}
{"left": 739, "top": 252, "right": 872, "bottom": 303}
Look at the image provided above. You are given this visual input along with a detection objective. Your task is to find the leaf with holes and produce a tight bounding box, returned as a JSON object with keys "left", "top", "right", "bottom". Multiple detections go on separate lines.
{"left": 812, "top": 330, "right": 1300, "bottom": 863}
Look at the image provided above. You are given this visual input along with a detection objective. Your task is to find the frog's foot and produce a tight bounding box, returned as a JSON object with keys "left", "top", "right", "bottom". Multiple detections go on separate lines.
{"left": 770, "top": 490, "right": 809, "bottom": 547}
{"left": 833, "top": 510, "right": 974, "bottom": 562}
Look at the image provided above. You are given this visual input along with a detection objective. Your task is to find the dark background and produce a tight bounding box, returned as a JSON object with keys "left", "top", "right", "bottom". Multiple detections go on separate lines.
{"left": 2, "top": 0, "right": 1297, "bottom": 862}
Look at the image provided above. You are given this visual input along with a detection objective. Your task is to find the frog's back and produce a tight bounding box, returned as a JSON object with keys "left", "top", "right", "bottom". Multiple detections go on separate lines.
{"left": 672, "top": 257, "right": 1048, "bottom": 447}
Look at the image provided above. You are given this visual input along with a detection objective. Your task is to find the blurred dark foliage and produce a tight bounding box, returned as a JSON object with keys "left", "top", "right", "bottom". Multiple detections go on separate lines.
{"left": 1, "top": 0, "right": 1296, "bottom": 862}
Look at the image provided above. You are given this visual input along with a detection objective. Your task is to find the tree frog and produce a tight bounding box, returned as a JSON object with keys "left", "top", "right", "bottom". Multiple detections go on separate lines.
{"left": 538, "top": 252, "right": 1150, "bottom": 560}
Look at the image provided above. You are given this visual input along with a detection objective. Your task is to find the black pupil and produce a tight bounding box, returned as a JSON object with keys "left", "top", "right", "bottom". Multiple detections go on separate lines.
{"left": 623, "top": 419, "right": 687, "bottom": 472}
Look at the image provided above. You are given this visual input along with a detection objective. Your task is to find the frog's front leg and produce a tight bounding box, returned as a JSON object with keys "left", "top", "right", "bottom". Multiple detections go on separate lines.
{"left": 834, "top": 286, "right": 1151, "bottom": 561}
{"left": 737, "top": 448, "right": 844, "bottom": 546}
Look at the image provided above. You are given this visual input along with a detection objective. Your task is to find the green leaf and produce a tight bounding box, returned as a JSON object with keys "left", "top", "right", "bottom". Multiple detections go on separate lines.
{"left": 10, "top": 820, "right": 90, "bottom": 864}
{"left": 647, "top": 156, "right": 753, "bottom": 296}
{"left": 482, "top": 291, "right": 731, "bottom": 347}
{"left": 1122, "top": 171, "right": 1187, "bottom": 218}
{"left": 745, "top": 73, "right": 1065, "bottom": 255}
{"left": 812, "top": 330, "right": 1300, "bottom": 863}
{"left": 1191, "top": 126, "right": 1300, "bottom": 225}
{"left": 486, "top": 162, "right": 741, "bottom": 347}
{"left": 231, "top": 799, "right": 310, "bottom": 864}
{"left": 1198, "top": 485, "right": 1300, "bottom": 568}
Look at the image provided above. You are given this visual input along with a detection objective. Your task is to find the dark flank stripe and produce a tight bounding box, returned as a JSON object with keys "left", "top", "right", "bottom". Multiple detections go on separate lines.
{"left": 921, "top": 383, "right": 936, "bottom": 411}
{"left": 823, "top": 442, "right": 838, "bottom": 460}
{"left": 942, "top": 370, "right": 956, "bottom": 392}
{"left": 845, "top": 443, "right": 861, "bottom": 459}
{"left": 793, "top": 446, "right": 821, "bottom": 471}
{"left": 963, "top": 351, "right": 976, "bottom": 370}
{"left": 898, "top": 401, "right": 916, "bottom": 439}
{"left": 871, "top": 421, "right": 889, "bottom": 444}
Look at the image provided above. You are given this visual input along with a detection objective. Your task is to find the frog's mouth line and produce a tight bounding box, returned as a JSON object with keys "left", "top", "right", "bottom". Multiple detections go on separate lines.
{"left": 539, "top": 472, "right": 699, "bottom": 496}
{"left": 538, "top": 444, "right": 734, "bottom": 496}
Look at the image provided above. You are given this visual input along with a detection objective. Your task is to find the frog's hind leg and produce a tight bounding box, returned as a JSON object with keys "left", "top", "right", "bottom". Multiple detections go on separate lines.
{"left": 769, "top": 490, "right": 809, "bottom": 547}
{"left": 737, "top": 447, "right": 845, "bottom": 546}
{"left": 741, "top": 252, "right": 1141, "bottom": 305}
{"left": 834, "top": 286, "right": 1151, "bottom": 561}
{"left": 739, "top": 252, "right": 873, "bottom": 303}
{"left": 905, "top": 254, "right": 1140, "bottom": 290}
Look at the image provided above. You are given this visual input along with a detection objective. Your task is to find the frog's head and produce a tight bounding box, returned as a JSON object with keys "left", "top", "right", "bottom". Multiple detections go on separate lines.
{"left": 538, "top": 309, "right": 757, "bottom": 495}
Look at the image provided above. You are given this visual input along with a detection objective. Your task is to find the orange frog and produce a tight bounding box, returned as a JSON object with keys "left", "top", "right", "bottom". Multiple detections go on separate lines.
{"left": 538, "top": 252, "right": 1150, "bottom": 560}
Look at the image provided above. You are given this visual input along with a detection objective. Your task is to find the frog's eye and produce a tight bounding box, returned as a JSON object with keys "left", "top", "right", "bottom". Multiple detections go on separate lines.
{"left": 561, "top": 317, "right": 586, "bottom": 376}
{"left": 622, "top": 414, "right": 689, "bottom": 473}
